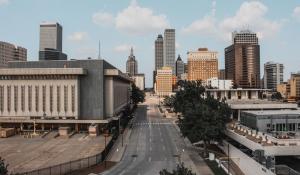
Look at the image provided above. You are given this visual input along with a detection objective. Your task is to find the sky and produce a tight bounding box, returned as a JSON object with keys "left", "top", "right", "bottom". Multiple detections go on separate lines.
{"left": 0, "top": 0, "right": 300, "bottom": 87}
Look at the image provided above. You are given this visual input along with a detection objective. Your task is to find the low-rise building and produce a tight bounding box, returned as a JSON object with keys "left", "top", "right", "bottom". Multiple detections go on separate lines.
{"left": 277, "top": 82, "right": 290, "bottom": 99}
{"left": 0, "top": 41, "right": 27, "bottom": 67}
{"left": 0, "top": 59, "right": 132, "bottom": 131}
{"left": 206, "top": 77, "right": 233, "bottom": 89}
{"left": 133, "top": 73, "right": 145, "bottom": 90}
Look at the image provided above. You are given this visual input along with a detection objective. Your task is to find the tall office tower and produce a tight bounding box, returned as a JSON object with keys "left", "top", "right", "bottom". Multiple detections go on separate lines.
{"left": 263, "top": 62, "right": 284, "bottom": 90}
{"left": 155, "top": 34, "right": 164, "bottom": 70}
{"left": 218, "top": 69, "right": 226, "bottom": 79}
{"left": 39, "top": 22, "right": 67, "bottom": 60}
{"left": 225, "top": 30, "right": 260, "bottom": 88}
{"left": 187, "top": 48, "right": 218, "bottom": 81}
{"left": 175, "top": 55, "right": 184, "bottom": 78}
{"left": 0, "top": 41, "right": 27, "bottom": 67}
{"left": 126, "top": 47, "right": 138, "bottom": 76}
{"left": 155, "top": 67, "right": 173, "bottom": 96}
{"left": 163, "top": 29, "right": 175, "bottom": 74}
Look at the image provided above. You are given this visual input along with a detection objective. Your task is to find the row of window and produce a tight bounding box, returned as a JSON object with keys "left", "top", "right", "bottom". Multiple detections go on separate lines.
{"left": 0, "top": 85, "right": 76, "bottom": 113}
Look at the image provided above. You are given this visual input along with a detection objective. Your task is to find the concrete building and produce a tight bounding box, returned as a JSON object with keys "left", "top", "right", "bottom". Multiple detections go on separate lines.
{"left": 218, "top": 69, "right": 225, "bottom": 79}
{"left": 126, "top": 47, "right": 138, "bottom": 76}
{"left": 39, "top": 22, "right": 67, "bottom": 60}
{"left": 289, "top": 72, "right": 300, "bottom": 101}
{"left": 163, "top": 29, "right": 175, "bottom": 74}
{"left": 0, "top": 41, "right": 27, "bottom": 67}
{"left": 277, "top": 82, "right": 290, "bottom": 99}
{"left": 175, "top": 55, "right": 184, "bottom": 78}
{"left": 155, "top": 67, "right": 173, "bottom": 96}
{"left": 155, "top": 34, "right": 164, "bottom": 71}
{"left": 226, "top": 110, "right": 300, "bottom": 174}
{"left": 184, "top": 63, "right": 188, "bottom": 73}
{"left": 206, "top": 77, "right": 233, "bottom": 89}
{"left": 225, "top": 30, "right": 260, "bottom": 88}
{"left": 133, "top": 74, "right": 145, "bottom": 91}
{"left": 187, "top": 48, "right": 218, "bottom": 81}
{"left": 0, "top": 59, "right": 132, "bottom": 131}
{"left": 264, "top": 62, "right": 284, "bottom": 91}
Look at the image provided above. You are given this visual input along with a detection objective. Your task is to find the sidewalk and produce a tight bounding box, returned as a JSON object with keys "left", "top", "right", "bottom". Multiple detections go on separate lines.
{"left": 106, "top": 127, "right": 132, "bottom": 162}
{"left": 173, "top": 120, "right": 214, "bottom": 175}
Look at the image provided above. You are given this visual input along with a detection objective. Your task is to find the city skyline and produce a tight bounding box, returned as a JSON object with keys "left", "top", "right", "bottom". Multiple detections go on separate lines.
{"left": 1, "top": 0, "right": 300, "bottom": 87}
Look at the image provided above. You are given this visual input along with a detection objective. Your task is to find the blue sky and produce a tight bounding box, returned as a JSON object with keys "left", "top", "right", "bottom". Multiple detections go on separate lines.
{"left": 0, "top": 0, "right": 300, "bottom": 87}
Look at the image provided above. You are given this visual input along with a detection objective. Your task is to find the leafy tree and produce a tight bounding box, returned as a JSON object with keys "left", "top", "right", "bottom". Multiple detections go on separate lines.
{"left": 169, "top": 80, "right": 231, "bottom": 156}
{"left": 159, "top": 163, "right": 196, "bottom": 175}
{"left": 0, "top": 157, "right": 8, "bottom": 175}
{"left": 163, "top": 95, "right": 176, "bottom": 108}
{"left": 130, "top": 83, "right": 145, "bottom": 106}
{"left": 271, "top": 92, "right": 283, "bottom": 100}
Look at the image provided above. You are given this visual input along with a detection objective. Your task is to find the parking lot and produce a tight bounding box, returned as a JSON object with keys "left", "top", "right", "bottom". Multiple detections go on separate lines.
{"left": 0, "top": 132, "right": 111, "bottom": 174}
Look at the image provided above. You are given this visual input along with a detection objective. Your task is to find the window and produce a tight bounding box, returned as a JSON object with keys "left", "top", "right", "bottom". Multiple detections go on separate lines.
{"left": 28, "top": 86, "right": 32, "bottom": 112}
{"left": 14, "top": 86, "right": 18, "bottom": 112}
{"left": 35, "top": 86, "right": 39, "bottom": 112}
{"left": 42, "top": 86, "right": 46, "bottom": 112}
{"left": 0, "top": 86, "right": 3, "bottom": 112}
{"left": 71, "top": 85, "right": 75, "bottom": 113}
{"left": 50, "top": 86, "right": 53, "bottom": 113}
{"left": 57, "top": 86, "right": 60, "bottom": 112}
{"left": 64, "top": 86, "right": 68, "bottom": 112}
{"left": 7, "top": 86, "right": 11, "bottom": 112}
{"left": 21, "top": 86, "right": 25, "bottom": 112}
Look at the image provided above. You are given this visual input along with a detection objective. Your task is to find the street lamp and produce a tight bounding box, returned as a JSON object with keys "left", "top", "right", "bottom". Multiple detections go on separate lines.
{"left": 103, "top": 130, "right": 110, "bottom": 168}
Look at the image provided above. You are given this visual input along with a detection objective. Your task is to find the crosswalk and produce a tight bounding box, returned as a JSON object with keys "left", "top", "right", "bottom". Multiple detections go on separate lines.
{"left": 134, "top": 122, "right": 173, "bottom": 126}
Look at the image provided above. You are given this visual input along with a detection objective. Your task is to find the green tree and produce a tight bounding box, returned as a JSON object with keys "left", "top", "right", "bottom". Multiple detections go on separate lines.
{"left": 0, "top": 157, "right": 8, "bottom": 175}
{"left": 159, "top": 163, "right": 196, "bottom": 175}
{"left": 170, "top": 80, "right": 231, "bottom": 156}
{"left": 130, "top": 83, "right": 145, "bottom": 106}
{"left": 271, "top": 92, "right": 283, "bottom": 100}
{"left": 163, "top": 95, "right": 176, "bottom": 108}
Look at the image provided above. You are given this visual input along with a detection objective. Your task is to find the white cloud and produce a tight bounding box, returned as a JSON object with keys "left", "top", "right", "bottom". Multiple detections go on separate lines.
{"left": 182, "top": 1, "right": 282, "bottom": 41}
{"left": 115, "top": 0, "right": 170, "bottom": 35}
{"left": 68, "top": 32, "right": 89, "bottom": 42}
{"left": 92, "top": 12, "right": 114, "bottom": 26}
{"left": 293, "top": 6, "right": 300, "bottom": 20}
{"left": 114, "top": 44, "right": 135, "bottom": 53}
{"left": 0, "top": 0, "right": 9, "bottom": 5}
{"left": 219, "top": 1, "right": 282, "bottom": 40}
{"left": 182, "top": 16, "right": 216, "bottom": 36}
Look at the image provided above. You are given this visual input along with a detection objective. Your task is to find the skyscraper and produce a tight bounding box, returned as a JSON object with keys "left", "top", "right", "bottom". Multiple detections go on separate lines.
{"left": 163, "top": 29, "right": 175, "bottom": 74}
{"left": 264, "top": 62, "right": 284, "bottom": 90}
{"left": 155, "top": 34, "right": 164, "bottom": 70}
{"left": 39, "top": 22, "right": 67, "bottom": 60}
{"left": 175, "top": 55, "right": 184, "bottom": 78}
{"left": 126, "top": 47, "right": 138, "bottom": 76}
{"left": 188, "top": 48, "right": 218, "bottom": 81}
{"left": 225, "top": 30, "right": 260, "bottom": 88}
{"left": 0, "top": 41, "right": 27, "bottom": 68}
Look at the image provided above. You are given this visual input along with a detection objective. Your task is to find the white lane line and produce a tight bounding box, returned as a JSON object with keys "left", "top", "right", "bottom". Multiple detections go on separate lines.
{"left": 163, "top": 146, "right": 165, "bottom": 150}
{"left": 148, "top": 157, "right": 152, "bottom": 162}
{"left": 161, "top": 138, "right": 163, "bottom": 142}
{"left": 150, "top": 146, "right": 152, "bottom": 151}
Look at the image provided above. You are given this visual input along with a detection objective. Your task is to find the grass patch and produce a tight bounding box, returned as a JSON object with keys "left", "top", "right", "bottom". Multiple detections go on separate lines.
{"left": 205, "top": 160, "right": 227, "bottom": 175}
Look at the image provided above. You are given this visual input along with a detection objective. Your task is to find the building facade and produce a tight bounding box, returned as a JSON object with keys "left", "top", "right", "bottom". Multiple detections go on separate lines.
{"left": 155, "top": 34, "right": 164, "bottom": 71}
{"left": 126, "top": 47, "right": 138, "bottom": 76}
{"left": 218, "top": 69, "right": 225, "bottom": 79}
{"left": 206, "top": 77, "right": 233, "bottom": 90}
{"left": 187, "top": 48, "right": 218, "bottom": 81}
{"left": 163, "top": 29, "right": 175, "bottom": 74}
{"left": 133, "top": 74, "right": 145, "bottom": 91}
{"left": 0, "top": 59, "right": 132, "bottom": 130}
{"left": 175, "top": 55, "right": 184, "bottom": 78}
{"left": 264, "top": 62, "right": 284, "bottom": 90}
{"left": 0, "top": 41, "right": 27, "bottom": 67}
{"left": 289, "top": 72, "right": 300, "bottom": 101}
{"left": 39, "top": 22, "right": 67, "bottom": 60}
{"left": 156, "top": 67, "right": 173, "bottom": 96}
{"left": 225, "top": 30, "right": 260, "bottom": 88}
{"left": 277, "top": 82, "right": 290, "bottom": 99}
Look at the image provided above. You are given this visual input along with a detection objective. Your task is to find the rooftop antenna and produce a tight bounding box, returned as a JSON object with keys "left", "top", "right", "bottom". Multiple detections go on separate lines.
{"left": 98, "top": 40, "right": 101, "bottom": 59}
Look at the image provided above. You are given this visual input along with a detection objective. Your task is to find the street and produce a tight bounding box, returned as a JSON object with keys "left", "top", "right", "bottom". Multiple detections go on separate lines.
{"left": 102, "top": 94, "right": 212, "bottom": 175}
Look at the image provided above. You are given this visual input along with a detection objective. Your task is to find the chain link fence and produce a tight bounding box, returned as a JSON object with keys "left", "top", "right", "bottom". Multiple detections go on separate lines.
{"left": 18, "top": 136, "right": 115, "bottom": 175}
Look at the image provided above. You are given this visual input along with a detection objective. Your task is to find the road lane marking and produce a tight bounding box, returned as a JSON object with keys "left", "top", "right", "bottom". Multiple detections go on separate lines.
{"left": 148, "top": 157, "right": 152, "bottom": 162}
{"left": 150, "top": 147, "right": 152, "bottom": 151}
{"left": 163, "top": 146, "right": 165, "bottom": 150}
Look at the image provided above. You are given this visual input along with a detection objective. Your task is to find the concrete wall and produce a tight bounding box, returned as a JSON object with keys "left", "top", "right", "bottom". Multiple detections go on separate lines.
{"left": 220, "top": 140, "right": 275, "bottom": 175}
{"left": 9, "top": 60, "right": 121, "bottom": 120}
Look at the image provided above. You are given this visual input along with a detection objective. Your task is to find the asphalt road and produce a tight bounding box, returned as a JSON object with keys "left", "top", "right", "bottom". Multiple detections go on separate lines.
{"left": 101, "top": 96, "right": 188, "bottom": 175}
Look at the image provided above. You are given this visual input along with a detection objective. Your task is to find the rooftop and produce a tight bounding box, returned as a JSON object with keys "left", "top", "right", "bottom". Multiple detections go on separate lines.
{"left": 0, "top": 68, "right": 87, "bottom": 75}
{"left": 242, "top": 110, "right": 300, "bottom": 116}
